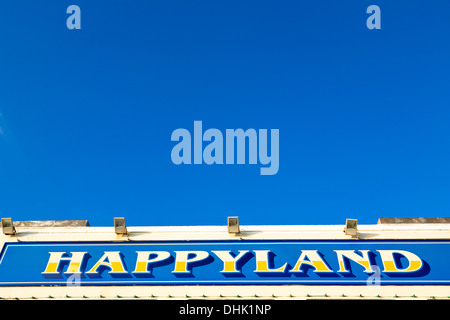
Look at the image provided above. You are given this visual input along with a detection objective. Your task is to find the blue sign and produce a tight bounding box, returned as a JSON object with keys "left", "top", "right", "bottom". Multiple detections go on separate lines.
{"left": 0, "top": 240, "right": 449, "bottom": 286}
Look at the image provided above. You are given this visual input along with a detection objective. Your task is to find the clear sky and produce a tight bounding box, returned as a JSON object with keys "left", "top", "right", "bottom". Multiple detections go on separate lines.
{"left": 0, "top": 0, "right": 449, "bottom": 227}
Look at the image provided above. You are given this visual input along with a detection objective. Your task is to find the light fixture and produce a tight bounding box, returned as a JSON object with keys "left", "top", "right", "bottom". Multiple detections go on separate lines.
{"left": 2, "top": 218, "right": 16, "bottom": 235}
{"left": 114, "top": 217, "right": 127, "bottom": 235}
{"left": 344, "top": 218, "right": 358, "bottom": 237}
{"left": 227, "top": 216, "right": 240, "bottom": 234}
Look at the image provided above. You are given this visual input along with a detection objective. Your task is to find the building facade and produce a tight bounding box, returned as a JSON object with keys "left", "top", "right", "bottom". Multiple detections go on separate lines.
{"left": 0, "top": 217, "right": 449, "bottom": 300}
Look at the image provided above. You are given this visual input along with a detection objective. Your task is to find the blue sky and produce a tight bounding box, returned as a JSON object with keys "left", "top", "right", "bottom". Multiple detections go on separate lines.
{"left": 0, "top": 0, "right": 449, "bottom": 227}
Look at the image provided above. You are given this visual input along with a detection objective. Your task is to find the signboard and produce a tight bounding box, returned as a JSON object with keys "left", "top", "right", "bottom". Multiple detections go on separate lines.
{"left": 0, "top": 240, "right": 448, "bottom": 286}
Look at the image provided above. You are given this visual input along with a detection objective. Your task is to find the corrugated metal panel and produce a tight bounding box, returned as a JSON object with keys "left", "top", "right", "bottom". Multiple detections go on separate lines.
{"left": 13, "top": 220, "right": 90, "bottom": 227}
{"left": 378, "top": 217, "right": 450, "bottom": 224}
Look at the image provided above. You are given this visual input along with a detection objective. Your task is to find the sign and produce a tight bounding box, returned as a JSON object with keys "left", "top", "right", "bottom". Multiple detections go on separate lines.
{"left": 0, "top": 240, "right": 448, "bottom": 286}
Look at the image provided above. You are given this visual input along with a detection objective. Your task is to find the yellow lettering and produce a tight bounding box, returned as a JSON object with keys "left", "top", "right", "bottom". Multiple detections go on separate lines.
{"left": 86, "top": 251, "right": 127, "bottom": 274}
{"left": 377, "top": 250, "right": 423, "bottom": 272}
{"left": 334, "top": 250, "right": 375, "bottom": 273}
{"left": 42, "top": 252, "right": 87, "bottom": 274}
{"left": 289, "top": 250, "right": 333, "bottom": 273}
{"left": 211, "top": 250, "right": 249, "bottom": 273}
{"left": 172, "top": 251, "right": 210, "bottom": 273}
{"left": 133, "top": 251, "right": 171, "bottom": 273}
{"left": 253, "top": 250, "right": 287, "bottom": 273}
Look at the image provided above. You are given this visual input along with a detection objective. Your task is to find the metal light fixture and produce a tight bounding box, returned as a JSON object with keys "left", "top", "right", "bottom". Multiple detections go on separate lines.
{"left": 344, "top": 218, "right": 358, "bottom": 237}
{"left": 2, "top": 218, "right": 16, "bottom": 235}
{"left": 227, "top": 216, "right": 240, "bottom": 234}
{"left": 114, "top": 217, "right": 127, "bottom": 235}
